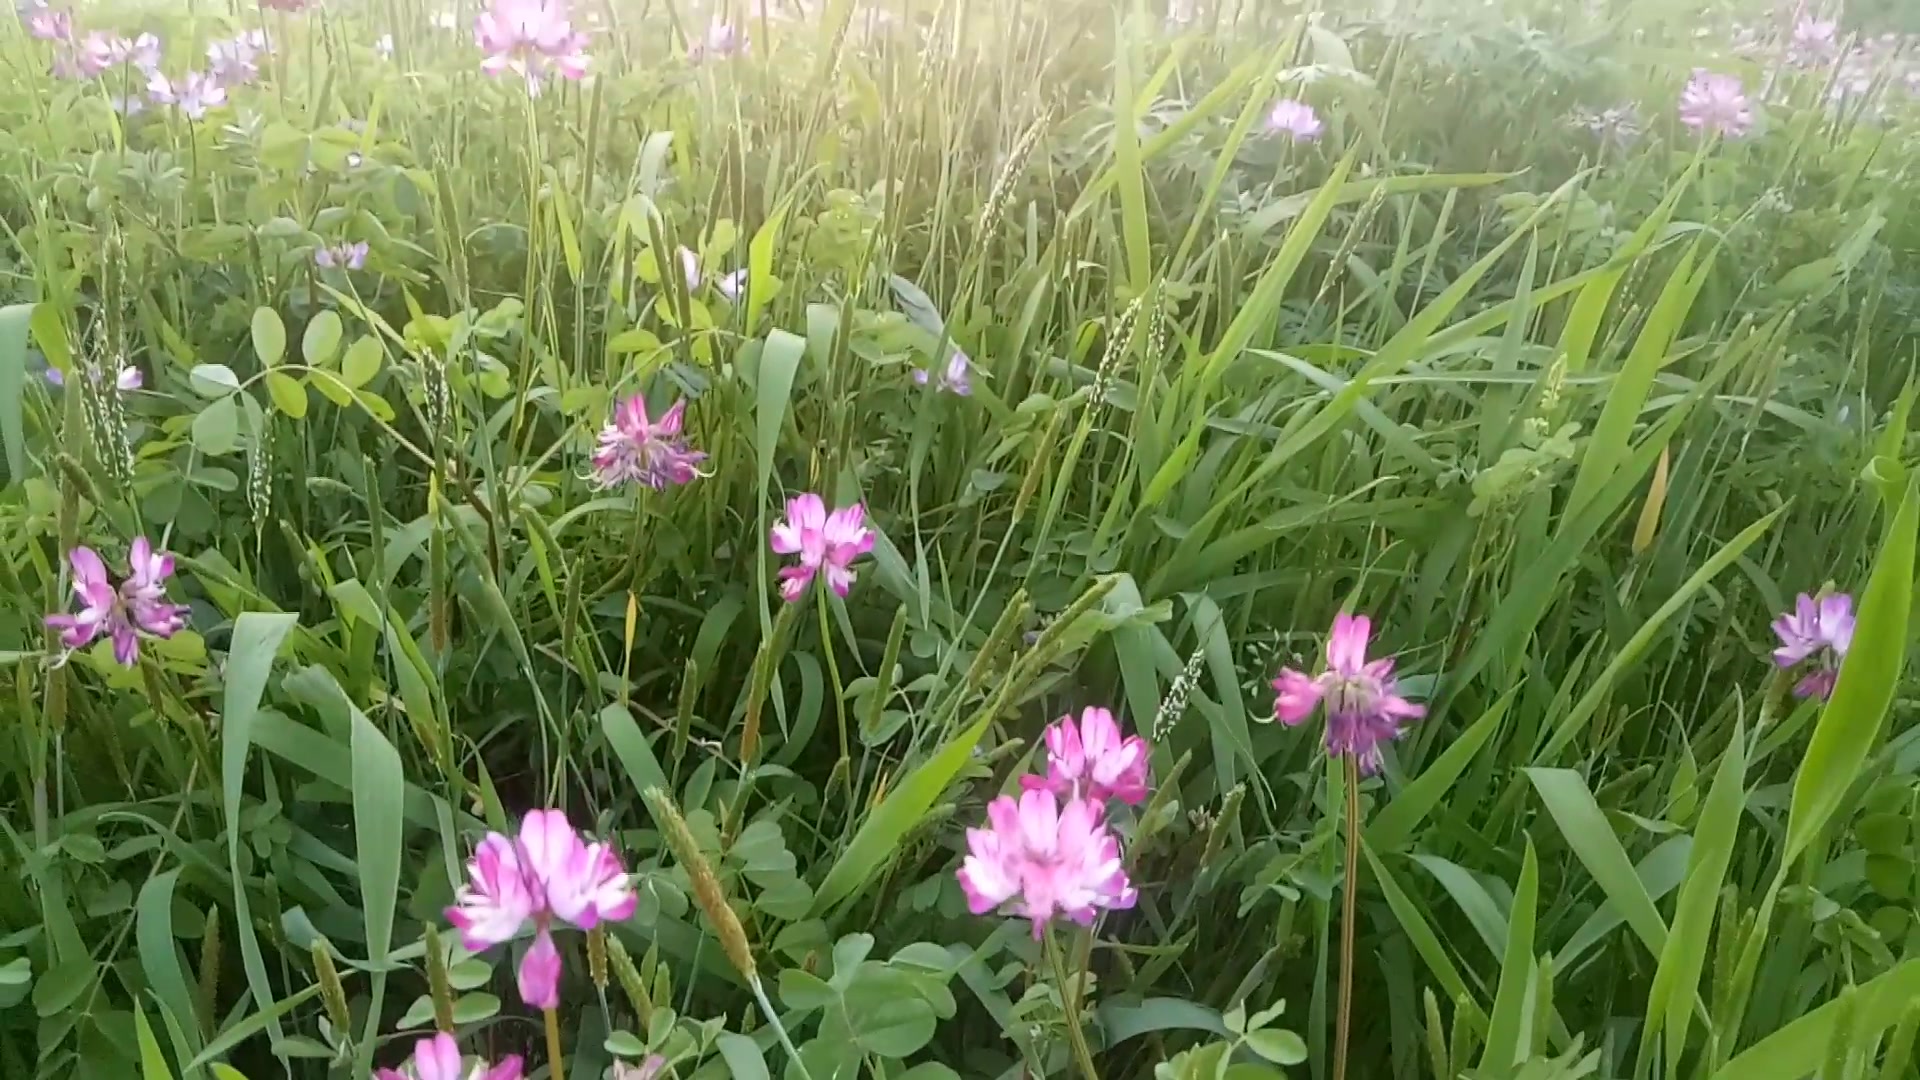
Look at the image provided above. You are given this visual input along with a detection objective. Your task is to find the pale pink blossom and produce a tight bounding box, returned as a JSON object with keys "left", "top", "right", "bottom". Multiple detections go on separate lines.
{"left": 516, "top": 928, "right": 562, "bottom": 1009}
{"left": 314, "top": 240, "right": 369, "bottom": 269}
{"left": 958, "top": 790, "right": 1136, "bottom": 938}
{"left": 1022, "top": 706, "right": 1150, "bottom": 805}
{"left": 1772, "top": 591, "right": 1855, "bottom": 700}
{"left": 769, "top": 493, "right": 875, "bottom": 602}
{"left": 590, "top": 396, "right": 704, "bottom": 490}
{"left": 26, "top": 5, "right": 71, "bottom": 42}
{"left": 148, "top": 70, "right": 227, "bottom": 119}
{"left": 45, "top": 538, "right": 191, "bottom": 666}
{"left": 1678, "top": 69, "right": 1753, "bottom": 138}
{"left": 1270, "top": 612, "right": 1424, "bottom": 775}
{"left": 474, "top": 0, "right": 591, "bottom": 96}
{"left": 1266, "top": 98, "right": 1322, "bottom": 142}
{"left": 374, "top": 1033, "right": 523, "bottom": 1080}
{"left": 688, "top": 18, "right": 744, "bottom": 62}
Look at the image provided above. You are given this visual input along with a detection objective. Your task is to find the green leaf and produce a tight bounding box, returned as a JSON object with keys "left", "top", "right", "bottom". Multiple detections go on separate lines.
{"left": 301, "top": 311, "right": 342, "bottom": 366}
{"left": 1479, "top": 839, "right": 1538, "bottom": 1072}
{"left": 265, "top": 372, "right": 307, "bottom": 419}
{"left": 1525, "top": 768, "right": 1668, "bottom": 957}
{"left": 842, "top": 973, "right": 936, "bottom": 1056}
{"left": 350, "top": 703, "right": 405, "bottom": 1075}
{"left": 135, "top": 870, "right": 204, "bottom": 1062}
{"left": 716, "top": 1032, "right": 771, "bottom": 1080}
{"left": 0, "top": 303, "right": 32, "bottom": 482}
{"left": 189, "top": 365, "right": 242, "bottom": 398}
{"left": 754, "top": 329, "right": 805, "bottom": 627}
{"left": 136, "top": 1005, "right": 175, "bottom": 1080}
{"left": 251, "top": 307, "right": 287, "bottom": 366}
{"left": 191, "top": 397, "right": 241, "bottom": 455}
{"left": 1786, "top": 477, "right": 1918, "bottom": 866}
{"left": 600, "top": 705, "right": 669, "bottom": 803}
{"left": 1243, "top": 1028, "right": 1309, "bottom": 1066}
{"left": 341, "top": 336, "right": 382, "bottom": 388}
{"left": 1097, "top": 998, "right": 1232, "bottom": 1047}
{"left": 744, "top": 192, "right": 793, "bottom": 332}
{"left": 1370, "top": 689, "right": 1513, "bottom": 851}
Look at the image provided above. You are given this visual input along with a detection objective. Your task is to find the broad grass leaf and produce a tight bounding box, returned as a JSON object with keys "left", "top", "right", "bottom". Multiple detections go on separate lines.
{"left": 1526, "top": 769, "right": 1667, "bottom": 956}
{"left": 1365, "top": 845, "right": 1479, "bottom": 1013}
{"left": 1368, "top": 689, "right": 1513, "bottom": 852}
{"left": 1096, "top": 998, "right": 1232, "bottom": 1048}
{"left": 135, "top": 870, "right": 204, "bottom": 1062}
{"left": 0, "top": 303, "right": 31, "bottom": 481}
{"left": 136, "top": 1004, "right": 174, "bottom": 1080}
{"left": 1478, "top": 839, "right": 1539, "bottom": 1072}
{"left": 349, "top": 704, "right": 405, "bottom": 1075}
{"left": 601, "top": 704, "right": 670, "bottom": 801}
{"left": 754, "top": 329, "right": 805, "bottom": 630}
{"left": 1786, "top": 476, "right": 1918, "bottom": 866}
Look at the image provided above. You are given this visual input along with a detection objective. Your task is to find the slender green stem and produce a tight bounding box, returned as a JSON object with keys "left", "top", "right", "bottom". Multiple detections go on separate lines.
{"left": 1047, "top": 925, "right": 1101, "bottom": 1080}
{"left": 751, "top": 974, "right": 814, "bottom": 1080}
{"left": 1335, "top": 755, "right": 1361, "bottom": 1080}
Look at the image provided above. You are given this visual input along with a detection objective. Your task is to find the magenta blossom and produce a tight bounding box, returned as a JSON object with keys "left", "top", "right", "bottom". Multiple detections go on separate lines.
{"left": 446, "top": 809, "right": 636, "bottom": 1009}
{"left": 958, "top": 789, "right": 1136, "bottom": 938}
{"left": 913, "top": 350, "right": 972, "bottom": 396}
{"left": 314, "top": 240, "right": 369, "bottom": 269}
{"left": 1022, "top": 706, "right": 1150, "bottom": 806}
{"left": 769, "top": 493, "right": 875, "bottom": 602}
{"left": 1678, "top": 69, "right": 1753, "bottom": 138}
{"left": 148, "top": 70, "right": 226, "bottom": 119}
{"left": 374, "top": 1033, "right": 522, "bottom": 1080}
{"left": 1270, "top": 612, "right": 1424, "bottom": 775}
{"left": 475, "top": 0, "right": 590, "bottom": 96}
{"left": 1771, "top": 592, "right": 1855, "bottom": 700}
{"left": 45, "top": 538, "right": 191, "bottom": 666}
{"left": 1266, "top": 98, "right": 1322, "bottom": 142}
{"left": 590, "top": 395, "right": 705, "bottom": 490}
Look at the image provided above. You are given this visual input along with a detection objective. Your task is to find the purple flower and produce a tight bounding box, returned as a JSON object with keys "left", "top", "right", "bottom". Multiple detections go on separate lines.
{"left": 148, "top": 70, "right": 227, "bottom": 119}
{"left": 590, "top": 395, "right": 705, "bottom": 490}
{"left": 1270, "top": 612, "right": 1424, "bottom": 775}
{"left": 26, "top": 5, "right": 71, "bottom": 42}
{"left": 769, "top": 494, "right": 874, "bottom": 601}
{"left": 1772, "top": 592, "right": 1854, "bottom": 700}
{"left": 374, "top": 1033, "right": 522, "bottom": 1080}
{"left": 1678, "top": 69, "right": 1753, "bottom": 138}
{"left": 1266, "top": 98, "right": 1322, "bottom": 142}
{"left": 45, "top": 538, "right": 191, "bottom": 666}
{"left": 913, "top": 350, "right": 972, "bottom": 396}
{"left": 207, "top": 34, "right": 264, "bottom": 85}
{"left": 688, "top": 18, "right": 744, "bottom": 62}
{"left": 475, "top": 0, "right": 591, "bottom": 96}
{"left": 1791, "top": 17, "right": 1840, "bottom": 62}
{"left": 314, "top": 240, "right": 369, "bottom": 269}
{"left": 84, "top": 31, "right": 161, "bottom": 73}
{"left": 45, "top": 363, "right": 141, "bottom": 391}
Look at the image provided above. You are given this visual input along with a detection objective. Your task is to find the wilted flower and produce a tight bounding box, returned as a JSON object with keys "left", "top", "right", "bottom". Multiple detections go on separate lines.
{"left": 474, "top": 0, "right": 591, "bottom": 96}
{"left": 1678, "top": 69, "right": 1753, "bottom": 138}
{"left": 148, "top": 70, "right": 227, "bottom": 119}
{"left": 446, "top": 809, "right": 637, "bottom": 1009}
{"left": 913, "top": 350, "right": 972, "bottom": 396}
{"left": 769, "top": 493, "right": 874, "bottom": 602}
{"left": 958, "top": 789, "right": 1137, "bottom": 938}
{"left": 374, "top": 1033, "right": 522, "bottom": 1080}
{"left": 1022, "top": 706, "right": 1150, "bottom": 806}
{"left": 590, "top": 396, "right": 705, "bottom": 490}
{"left": 688, "top": 18, "right": 743, "bottom": 61}
{"left": 313, "top": 240, "right": 369, "bottom": 269}
{"left": 1270, "top": 612, "right": 1424, "bottom": 775}
{"left": 45, "top": 538, "right": 191, "bottom": 666}
{"left": 1772, "top": 591, "right": 1854, "bottom": 700}
{"left": 1266, "top": 98, "right": 1322, "bottom": 142}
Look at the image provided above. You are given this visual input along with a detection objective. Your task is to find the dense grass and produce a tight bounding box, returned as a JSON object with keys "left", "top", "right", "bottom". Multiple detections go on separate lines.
{"left": 4, "top": 0, "right": 1920, "bottom": 1077}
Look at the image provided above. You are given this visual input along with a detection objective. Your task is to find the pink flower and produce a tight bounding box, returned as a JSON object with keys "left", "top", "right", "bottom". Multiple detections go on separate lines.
{"left": 1772, "top": 592, "right": 1855, "bottom": 701}
{"left": 1270, "top": 612, "right": 1424, "bottom": 775}
{"left": 769, "top": 493, "right": 875, "bottom": 602}
{"left": 445, "top": 809, "right": 636, "bottom": 1008}
{"left": 208, "top": 34, "right": 264, "bottom": 85}
{"left": 913, "top": 350, "right": 972, "bottom": 396}
{"left": 688, "top": 18, "right": 744, "bottom": 62}
{"left": 1022, "top": 706, "right": 1150, "bottom": 806}
{"left": 374, "top": 1033, "right": 523, "bottom": 1080}
{"left": 148, "top": 70, "right": 226, "bottom": 119}
{"left": 1678, "top": 69, "right": 1753, "bottom": 138}
{"left": 84, "top": 32, "right": 161, "bottom": 73}
{"left": 314, "top": 240, "right": 369, "bottom": 269}
{"left": 45, "top": 539, "right": 190, "bottom": 666}
{"left": 475, "top": 0, "right": 591, "bottom": 96}
{"left": 591, "top": 396, "right": 705, "bottom": 490}
{"left": 958, "top": 790, "right": 1136, "bottom": 938}
{"left": 26, "top": 5, "right": 71, "bottom": 42}
{"left": 1266, "top": 98, "right": 1322, "bottom": 142}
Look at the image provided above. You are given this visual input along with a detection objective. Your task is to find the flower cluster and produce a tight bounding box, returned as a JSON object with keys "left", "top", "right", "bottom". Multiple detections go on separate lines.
{"left": 913, "top": 350, "right": 972, "bottom": 395}
{"left": 446, "top": 809, "right": 636, "bottom": 1009}
{"left": 474, "top": 0, "right": 591, "bottom": 96}
{"left": 769, "top": 493, "right": 874, "bottom": 602}
{"left": 1266, "top": 98, "right": 1322, "bottom": 142}
{"left": 147, "top": 70, "right": 227, "bottom": 119}
{"left": 207, "top": 29, "right": 270, "bottom": 87}
{"left": 590, "top": 396, "right": 705, "bottom": 490}
{"left": 46, "top": 538, "right": 190, "bottom": 666}
{"left": 1677, "top": 69, "right": 1753, "bottom": 138}
{"left": 1772, "top": 591, "right": 1854, "bottom": 701}
{"left": 314, "top": 240, "right": 369, "bottom": 269}
{"left": 376, "top": 1033, "right": 520, "bottom": 1080}
{"left": 959, "top": 707, "right": 1147, "bottom": 937}
{"left": 1270, "top": 612, "right": 1424, "bottom": 775}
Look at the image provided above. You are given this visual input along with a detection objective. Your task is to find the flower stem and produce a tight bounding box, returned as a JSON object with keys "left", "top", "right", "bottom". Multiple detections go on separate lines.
{"left": 1046, "top": 926, "right": 1101, "bottom": 1080}
{"left": 1334, "top": 755, "right": 1361, "bottom": 1080}
{"left": 544, "top": 1006, "right": 565, "bottom": 1080}
{"left": 751, "top": 974, "right": 814, "bottom": 1080}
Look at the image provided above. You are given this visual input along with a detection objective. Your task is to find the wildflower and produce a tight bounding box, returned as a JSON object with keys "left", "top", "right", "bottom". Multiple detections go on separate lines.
{"left": 614, "top": 1058, "right": 666, "bottom": 1080}
{"left": 207, "top": 35, "right": 262, "bottom": 85}
{"left": 1570, "top": 104, "right": 1642, "bottom": 145}
{"left": 446, "top": 809, "right": 636, "bottom": 1009}
{"left": 676, "top": 245, "right": 701, "bottom": 291}
{"left": 1022, "top": 706, "right": 1150, "bottom": 806}
{"left": 45, "top": 538, "right": 191, "bottom": 666}
{"left": 84, "top": 31, "right": 161, "bottom": 72}
{"left": 688, "top": 18, "right": 743, "bottom": 62}
{"left": 1791, "top": 17, "right": 1839, "bottom": 62}
{"left": 769, "top": 493, "right": 874, "bottom": 602}
{"left": 375, "top": 1033, "right": 522, "bottom": 1080}
{"left": 109, "top": 93, "right": 146, "bottom": 115}
{"left": 313, "top": 240, "right": 369, "bottom": 269}
{"left": 957, "top": 789, "right": 1136, "bottom": 938}
{"left": 1269, "top": 612, "right": 1424, "bottom": 775}
{"left": 715, "top": 268, "right": 748, "bottom": 302}
{"left": 1771, "top": 591, "right": 1854, "bottom": 700}
{"left": 45, "top": 363, "right": 141, "bottom": 391}
{"left": 26, "top": 4, "right": 70, "bottom": 41}
{"left": 148, "top": 70, "right": 227, "bottom": 119}
{"left": 375, "top": 33, "right": 394, "bottom": 59}
{"left": 1677, "top": 69, "right": 1753, "bottom": 138}
{"left": 590, "top": 396, "right": 705, "bottom": 490}
{"left": 1266, "top": 98, "right": 1322, "bottom": 142}
{"left": 474, "top": 0, "right": 591, "bottom": 96}
{"left": 913, "top": 350, "right": 973, "bottom": 396}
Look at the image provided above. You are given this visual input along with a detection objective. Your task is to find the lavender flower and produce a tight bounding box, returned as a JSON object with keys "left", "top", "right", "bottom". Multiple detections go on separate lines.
{"left": 1678, "top": 69, "right": 1753, "bottom": 138}
{"left": 25, "top": 4, "right": 71, "bottom": 41}
{"left": 1790, "top": 17, "right": 1840, "bottom": 63}
{"left": 590, "top": 396, "right": 705, "bottom": 490}
{"left": 474, "top": 0, "right": 590, "bottom": 96}
{"left": 1266, "top": 98, "right": 1322, "bottom": 142}
{"left": 913, "top": 350, "right": 972, "bottom": 396}
{"left": 148, "top": 70, "right": 227, "bottom": 119}
{"left": 688, "top": 18, "right": 744, "bottom": 62}
{"left": 207, "top": 34, "right": 264, "bottom": 85}
{"left": 1772, "top": 592, "right": 1854, "bottom": 700}
{"left": 314, "top": 240, "right": 369, "bottom": 269}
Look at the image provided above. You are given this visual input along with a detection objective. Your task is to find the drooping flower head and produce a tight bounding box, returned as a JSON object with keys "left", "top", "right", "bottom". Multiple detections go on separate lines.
{"left": 958, "top": 789, "right": 1136, "bottom": 938}
{"left": 474, "top": 0, "right": 591, "bottom": 96}
{"left": 1771, "top": 591, "right": 1854, "bottom": 700}
{"left": 1266, "top": 98, "right": 1322, "bottom": 142}
{"left": 913, "top": 350, "right": 973, "bottom": 396}
{"left": 769, "top": 493, "right": 875, "bottom": 602}
{"left": 445, "top": 809, "right": 636, "bottom": 1008}
{"left": 148, "top": 70, "right": 227, "bottom": 119}
{"left": 313, "top": 240, "right": 369, "bottom": 269}
{"left": 1270, "top": 612, "right": 1424, "bottom": 775}
{"left": 374, "top": 1033, "right": 523, "bottom": 1080}
{"left": 45, "top": 538, "right": 191, "bottom": 666}
{"left": 590, "top": 395, "right": 705, "bottom": 490}
{"left": 1678, "top": 69, "right": 1753, "bottom": 138}
{"left": 1022, "top": 706, "right": 1150, "bottom": 806}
